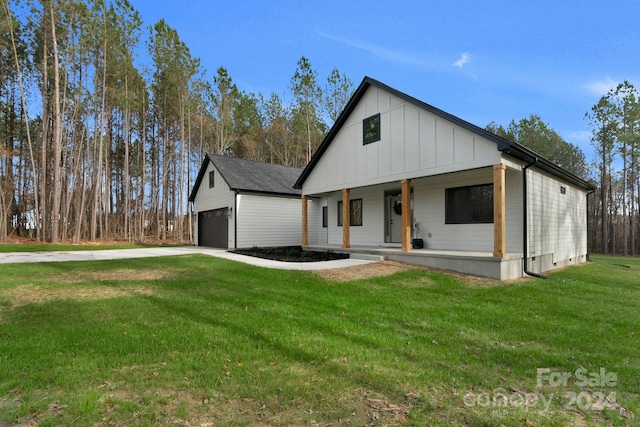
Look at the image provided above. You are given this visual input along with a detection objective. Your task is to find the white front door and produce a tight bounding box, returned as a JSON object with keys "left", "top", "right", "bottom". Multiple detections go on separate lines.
{"left": 385, "top": 192, "right": 403, "bottom": 243}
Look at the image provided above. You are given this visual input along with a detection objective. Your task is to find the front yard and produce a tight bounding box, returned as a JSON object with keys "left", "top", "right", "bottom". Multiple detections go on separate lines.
{"left": 0, "top": 254, "right": 637, "bottom": 426}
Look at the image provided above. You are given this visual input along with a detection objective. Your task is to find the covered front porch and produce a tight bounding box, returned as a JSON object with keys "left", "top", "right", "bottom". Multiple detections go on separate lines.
{"left": 301, "top": 163, "right": 527, "bottom": 280}
{"left": 304, "top": 244, "right": 524, "bottom": 280}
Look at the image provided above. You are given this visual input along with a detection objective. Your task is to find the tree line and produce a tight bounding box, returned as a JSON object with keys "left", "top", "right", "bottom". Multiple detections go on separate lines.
{"left": 0, "top": 0, "right": 353, "bottom": 243}
{"left": 488, "top": 79, "right": 640, "bottom": 257}
{"left": 586, "top": 81, "right": 640, "bottom": 256}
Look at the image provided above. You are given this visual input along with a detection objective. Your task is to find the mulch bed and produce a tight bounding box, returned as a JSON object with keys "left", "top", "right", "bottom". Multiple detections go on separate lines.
{"left": 231, "top": 246, "right": 349, "bottom": 263}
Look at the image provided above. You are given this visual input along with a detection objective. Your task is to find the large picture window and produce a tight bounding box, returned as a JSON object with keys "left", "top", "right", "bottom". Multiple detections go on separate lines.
{"left": 445, "top": 184, "right": 493, "bottom": 224}
{"left": 337, "top": 199, "right": 363, "bottom": 226}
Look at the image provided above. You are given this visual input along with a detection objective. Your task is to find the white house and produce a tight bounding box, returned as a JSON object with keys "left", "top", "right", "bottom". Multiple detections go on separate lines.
{"left": 189, "top": 154, "right": 303, "bottom": 249}
{"left": 295, "top": 77, "right": 595, "bottom": 280}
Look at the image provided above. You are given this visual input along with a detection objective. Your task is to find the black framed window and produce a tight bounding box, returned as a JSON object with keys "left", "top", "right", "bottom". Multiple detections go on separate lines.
{"left": 322, "top": 206, "right": 328, "bottom": 228}
{"left": 337, "top": 199, "right": 363, "bottom": 226}
{"left": 363, "top": 113, "right": 381, "bottom": 145}
{"left": 445, "top": 184, "right": 493, "bottom": 224}
{"left": 208, "top": 170, "right": 215, "bottom": 188}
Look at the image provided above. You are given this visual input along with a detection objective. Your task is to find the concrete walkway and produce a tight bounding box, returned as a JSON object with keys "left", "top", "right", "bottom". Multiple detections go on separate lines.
{"left": 0, "top": 246, "right": 375, "bottom": 270}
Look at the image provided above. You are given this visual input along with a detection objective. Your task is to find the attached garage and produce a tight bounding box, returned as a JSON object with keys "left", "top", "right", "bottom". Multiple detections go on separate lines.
{"left": 189, "top": 154, "right": 304, "bottom": 249}
{"left": 197, "top": 208, "right": 228, "bottom": 248}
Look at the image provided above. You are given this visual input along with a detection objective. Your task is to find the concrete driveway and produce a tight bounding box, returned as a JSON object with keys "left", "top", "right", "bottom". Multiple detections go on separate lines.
{"left": 0, "top": 246, "right": 375, "bottom": 270}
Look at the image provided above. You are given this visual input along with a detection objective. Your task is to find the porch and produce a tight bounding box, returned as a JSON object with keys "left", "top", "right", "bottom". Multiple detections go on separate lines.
{"left": 304, "top": 244, "right": 524, "bottom": 280}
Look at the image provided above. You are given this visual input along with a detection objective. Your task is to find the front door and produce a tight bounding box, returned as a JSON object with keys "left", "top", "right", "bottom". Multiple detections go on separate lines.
{"left": 385, "top": 189, "right": 413, "bottom": 244}
{"left": 385, "top": 192, "right": 403, "bottom": 243}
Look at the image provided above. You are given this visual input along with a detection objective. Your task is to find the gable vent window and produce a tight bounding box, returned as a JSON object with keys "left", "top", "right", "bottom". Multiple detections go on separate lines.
{"left": 560, "top": 186, "right": 566, "bottom": 195}
{"left": 363, "top": 113, "right": 381, "bottom": 145}
{"left": 209, "top": 170, "right": 215, "bottom": 188}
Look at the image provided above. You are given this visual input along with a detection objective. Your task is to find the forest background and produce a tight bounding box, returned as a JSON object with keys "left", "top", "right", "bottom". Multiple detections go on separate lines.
{"left": 0, "top": 0, "right": 637, "bottom": 255}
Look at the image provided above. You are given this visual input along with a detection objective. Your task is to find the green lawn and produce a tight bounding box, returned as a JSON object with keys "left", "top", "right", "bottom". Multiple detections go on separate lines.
{"left": 0, "top": 242, "right": 163, "bottom": 253}
{"left": 0, "top": 255, "right": 637, "bottom": 426}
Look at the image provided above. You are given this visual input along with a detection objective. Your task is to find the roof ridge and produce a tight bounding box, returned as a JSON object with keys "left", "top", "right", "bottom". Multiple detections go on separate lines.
{"left": 207, "top": 153, "right": 303, "bottom": 171}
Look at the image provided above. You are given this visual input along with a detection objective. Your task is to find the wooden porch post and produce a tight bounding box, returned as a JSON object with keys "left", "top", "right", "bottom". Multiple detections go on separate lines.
{"left": 401, "top": 179, "right": 411, "bottom": 252}
{"left": 493, "top": 163, "right": 506, "bottom": 258}
{"left": 342, "top": 188, "right": 350, "bottom": 248}
{"left": 301, "top": 195, "right": 308, "bottom": 246}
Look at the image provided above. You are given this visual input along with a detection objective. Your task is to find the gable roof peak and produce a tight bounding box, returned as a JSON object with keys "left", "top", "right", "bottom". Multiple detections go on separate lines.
{"left": 294, "top": 76, "right": 593, "bottom": 191}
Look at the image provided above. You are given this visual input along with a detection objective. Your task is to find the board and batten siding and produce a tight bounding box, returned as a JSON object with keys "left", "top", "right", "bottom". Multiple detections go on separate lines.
{"left": 235, "top": 194, "right": 302, "bottom": 249}
{"left": 193, "top": 162, "right": 235, "bottom": 248}
{"left": 526, "top": 168, "right": 588, "bottom": 267}
{"left": 303, "top": 86, "right": 502, "bottom": 195}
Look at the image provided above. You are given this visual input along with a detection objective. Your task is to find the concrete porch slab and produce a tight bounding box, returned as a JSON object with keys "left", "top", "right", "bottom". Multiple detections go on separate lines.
{"left": 304, "top": 245, "right": 524, "bottom": 280}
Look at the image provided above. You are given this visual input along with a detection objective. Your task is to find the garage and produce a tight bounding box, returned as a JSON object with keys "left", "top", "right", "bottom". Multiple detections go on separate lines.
{"left": 198, "top": 208, "right": 228, "bottom": 248}
{"left": 190, "top": 154, "right": 304, "bottom": 249}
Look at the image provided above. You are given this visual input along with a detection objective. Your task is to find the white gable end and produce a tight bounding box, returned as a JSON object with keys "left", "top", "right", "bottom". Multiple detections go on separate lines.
{"left": 193, "top": 162, "right": 234, "bottom": 210}
{"left": 303, "top": 86, "right": 501, "bottom": 193}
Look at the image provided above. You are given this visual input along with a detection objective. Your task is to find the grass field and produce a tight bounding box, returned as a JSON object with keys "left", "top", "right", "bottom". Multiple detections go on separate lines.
{"left": 0, "top": 254, "right": 637, "bottom": 426}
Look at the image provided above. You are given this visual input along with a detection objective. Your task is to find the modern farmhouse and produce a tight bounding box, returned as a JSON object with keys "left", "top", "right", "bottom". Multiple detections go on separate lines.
{"left": 295, "top": 77, "right": 595, "bottom": 280}
{"left": 189, "top": 154, "right": 303, "bottom": 249}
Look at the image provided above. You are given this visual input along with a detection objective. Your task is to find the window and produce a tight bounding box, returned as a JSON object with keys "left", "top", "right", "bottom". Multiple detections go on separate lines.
{"left": 445, "top": 184, "right": 493, "bottom": 224}
{"left": 322, "top": 206, "right": 328, "bottom": 228}
{"left": 208, "top": 170, "right": 215, "bottom": 188}
{"left": 351, "top": 199, "right": 363, "bottom": 226}
{"left": 363, "top": 113, "right": 381, "bottom": 145}
{"left": 337, "top": 199, "right": 363, "bottom": 226}
{"left": 560, "top": 186, "right": 566, "bottom": 195}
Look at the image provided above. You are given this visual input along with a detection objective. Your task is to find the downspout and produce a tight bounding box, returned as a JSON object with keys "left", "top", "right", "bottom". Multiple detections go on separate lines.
{"left": 522, "top": 157, "right": 548, "bottom": 279}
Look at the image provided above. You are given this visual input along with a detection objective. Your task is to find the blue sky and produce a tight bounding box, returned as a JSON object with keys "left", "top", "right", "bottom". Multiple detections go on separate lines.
{"left": 133, "top": 0, "right": 640, "bottom": 162}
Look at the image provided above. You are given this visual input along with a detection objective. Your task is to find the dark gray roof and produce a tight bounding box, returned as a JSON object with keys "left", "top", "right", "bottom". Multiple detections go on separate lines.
{"left": 189, "top": 154, "right": 302, "bottom": 201}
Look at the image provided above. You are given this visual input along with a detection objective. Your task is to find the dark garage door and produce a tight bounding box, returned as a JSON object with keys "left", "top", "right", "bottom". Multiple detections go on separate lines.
{"left": 198, "top": 208, "right": 229, "bottom": 248}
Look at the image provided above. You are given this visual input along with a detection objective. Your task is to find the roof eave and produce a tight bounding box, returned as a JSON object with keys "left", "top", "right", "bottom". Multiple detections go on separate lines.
{"left": 235, "top": 189, "right": 302, "bottom": 197}
{"left": 500, "top": 142, "right": 595, "bottom": 191}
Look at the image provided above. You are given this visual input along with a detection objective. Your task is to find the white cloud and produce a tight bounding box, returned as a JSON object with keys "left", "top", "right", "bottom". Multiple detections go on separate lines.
{"left": 317, "top": 31, "right": 437, "bottom": 69}
{"left": 565, "top": 130, "right": 592, "bottom": 144}
{"left": 452, "top": 52, "right": 470, "bottom": 68}
{"left": 583, "top": 77, "right": 618, "bottom": 97}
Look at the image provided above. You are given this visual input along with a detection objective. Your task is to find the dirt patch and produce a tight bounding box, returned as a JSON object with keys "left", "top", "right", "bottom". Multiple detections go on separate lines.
{"left": 192, "top": 388, "right": 408, "bottom": 426}
{"left": 362, "top": 389, "right": 411, "bottom": 425}
{"left": 315, "top": 260, "right": 428, "bottom": 282}
{"left": 16, "top": 403, "right": 67, "bottom": 427}
{"left": 315, "top": 260, "right": 526, "bottom": 286}
{"left": 0, "top": 269, "right": 170, "bottom": 308}
{"left": 57, "top": 268, "right": 172, "bottom": 283}
{"left": 0, "top": 283, "right": 156, "bottom": 308}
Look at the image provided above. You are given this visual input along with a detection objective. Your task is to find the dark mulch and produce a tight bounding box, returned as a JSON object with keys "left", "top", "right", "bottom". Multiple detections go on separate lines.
{"left": 231, "top": 246, "right": 349, "bottom": 263}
